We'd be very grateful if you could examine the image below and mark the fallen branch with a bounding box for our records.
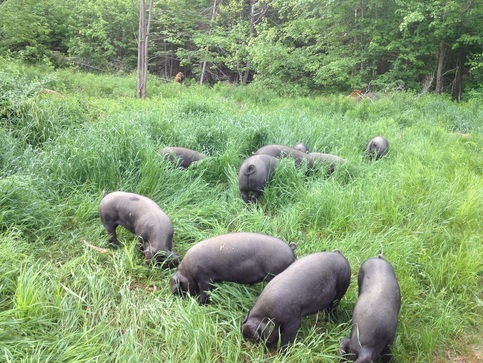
[82,240,110,254]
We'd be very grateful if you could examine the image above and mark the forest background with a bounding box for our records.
[1,0,483,100]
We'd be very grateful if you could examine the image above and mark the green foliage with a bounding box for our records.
[0,0,137,70]
[0,65,482,362]
[66,0,138,71]
[0,0,75,65]
[1,0,483,97]
[0,57,54,119]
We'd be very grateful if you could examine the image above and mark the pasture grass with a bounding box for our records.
[0,60,482,362]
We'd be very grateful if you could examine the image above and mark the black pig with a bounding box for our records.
[366,136,389,160]
[160,146,206,168]
[99,191,179,267]
[171,232,297,304]
[340,254,401,363]
[242,251,351,349]
[238,154,278,203]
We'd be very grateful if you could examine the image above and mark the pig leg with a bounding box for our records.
[240,190,250,203]
[103,223,121,248]
[251,191,261,203]
[197,280,212,305]
[323,290,340,319]
[354,348,375,363]
[326,304,343,321]
[280,319,302,348]
[380,345,393,363]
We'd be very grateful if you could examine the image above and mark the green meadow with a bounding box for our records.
[0,60,482,362]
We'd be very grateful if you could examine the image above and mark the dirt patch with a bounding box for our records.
[445,344,482,362]
[435,341,483,363]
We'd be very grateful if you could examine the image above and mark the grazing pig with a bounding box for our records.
[308,152,347,173]
[255,144,314,167]
[339,254,401,363]
[99,191,179,268]
[171,232,297,305]
[159,146,206,168]
[366,136,389,160]
[242,251,351,349]
[239,154,278,203]
[293,143,310,153]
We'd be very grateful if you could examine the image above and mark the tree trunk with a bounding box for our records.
[242,1,257,85]
[452,54,464,102]
[200,0,218,85]
[137,0,153,99]
[435,41,446,94]
[137,0,146,98]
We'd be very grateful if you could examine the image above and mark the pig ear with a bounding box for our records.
[260,318,281,346]
[170,272,183,294]
[171,272,190,295]
[170,274,181,294]
[158,251,180,268]
[241,310,251,325]
[242,320,261,342]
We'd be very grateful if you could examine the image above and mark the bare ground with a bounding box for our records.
[434,334,482,363]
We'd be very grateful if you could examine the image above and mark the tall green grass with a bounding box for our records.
[0,60,482,362]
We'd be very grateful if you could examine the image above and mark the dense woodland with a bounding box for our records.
[1,0,483,99]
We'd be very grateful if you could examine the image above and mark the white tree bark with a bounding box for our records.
[137,0,153,99]
[200,0,218,85]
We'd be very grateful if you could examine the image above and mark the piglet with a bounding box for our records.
[99,191,179,268]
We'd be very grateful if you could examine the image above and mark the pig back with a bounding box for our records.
[179,232,296,284]
[353,257,401,342]
[255,251,351,315]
